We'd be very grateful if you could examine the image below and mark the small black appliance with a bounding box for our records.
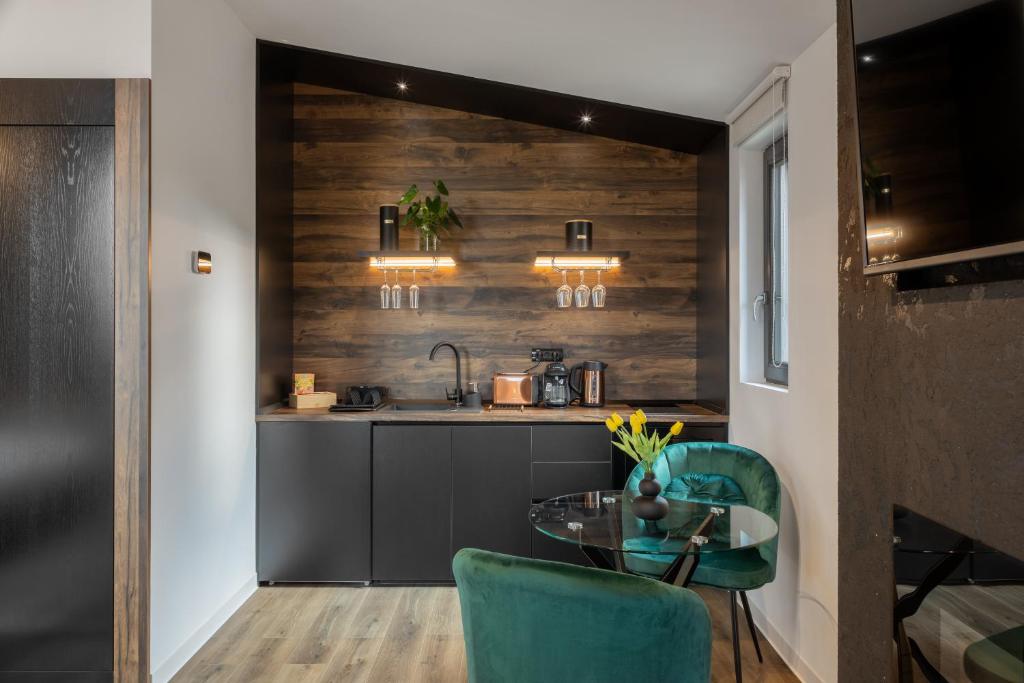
[541,362,571,408]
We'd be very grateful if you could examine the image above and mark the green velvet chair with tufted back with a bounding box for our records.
[623,441,781,682]
[453,547,712,683]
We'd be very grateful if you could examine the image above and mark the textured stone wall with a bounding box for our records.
[837,2,1024,679]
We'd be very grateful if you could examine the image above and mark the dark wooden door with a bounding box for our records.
[372,426,453,582]
[0,125,115,674]
[452,426,532,560]
[258,422,372,582]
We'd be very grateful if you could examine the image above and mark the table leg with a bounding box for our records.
[656,511,716,586]
[661,551,702,587]
[580,545,616,571]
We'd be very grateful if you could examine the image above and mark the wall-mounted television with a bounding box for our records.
[852,0,1024,274]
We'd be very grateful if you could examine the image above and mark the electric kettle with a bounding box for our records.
[569,360,608,407]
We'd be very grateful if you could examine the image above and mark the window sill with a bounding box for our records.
[741,380,789,394]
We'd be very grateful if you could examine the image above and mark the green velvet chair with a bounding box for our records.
[623,442,781,682]
[453,548,712,683]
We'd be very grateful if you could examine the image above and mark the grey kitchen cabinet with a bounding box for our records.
[258,422,372,582]
[372,425,454,582]
[452,426,532,559]
[530,425,613,565]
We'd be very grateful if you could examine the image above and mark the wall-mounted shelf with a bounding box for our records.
[359,251,457,271]
[534,251,630,272]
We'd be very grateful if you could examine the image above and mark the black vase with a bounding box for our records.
[633,471,669,521]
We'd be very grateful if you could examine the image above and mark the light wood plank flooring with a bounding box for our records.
[898,583,1024,681]
[172,585,798,682]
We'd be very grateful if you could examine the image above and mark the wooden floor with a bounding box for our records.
[173,585,798,682]
[899,583,1024,681]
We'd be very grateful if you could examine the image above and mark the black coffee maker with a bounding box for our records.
[541,362,571,408]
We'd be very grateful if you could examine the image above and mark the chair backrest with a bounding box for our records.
[626,441,782,579]
[453,548,712,683]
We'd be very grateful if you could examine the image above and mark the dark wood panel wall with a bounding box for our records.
[696,129,729,413]
[257,50,296,408]
[291,83,700,400]
[837,2,1024,679]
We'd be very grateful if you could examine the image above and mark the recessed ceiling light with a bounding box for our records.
[861,54,874,63]
[396,81,408,92]
[579,113,593,126]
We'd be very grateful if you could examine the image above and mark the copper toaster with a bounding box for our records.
[492,372,538,406]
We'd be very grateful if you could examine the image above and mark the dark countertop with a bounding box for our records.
[256,401,728,424]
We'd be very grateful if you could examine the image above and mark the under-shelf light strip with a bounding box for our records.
[369,256,456,270]
[534,256,621,271]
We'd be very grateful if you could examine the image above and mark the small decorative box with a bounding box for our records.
[293,373,315,395]
[289,391,337,410]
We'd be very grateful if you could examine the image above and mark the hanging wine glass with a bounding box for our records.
[409,270,420,309]
[591,270,606,308]
[556,270,572,308]
[380,270,390,309]
[391,271,402,309]
[574,270,590,308]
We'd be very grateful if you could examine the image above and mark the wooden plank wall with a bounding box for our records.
[292,83,698,400]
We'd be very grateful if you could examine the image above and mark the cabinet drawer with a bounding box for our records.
[532,425,611,462]
[677,424,728,443]
[532,462,613,500]
[647,422,728,444]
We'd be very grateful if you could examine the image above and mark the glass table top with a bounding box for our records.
[529,490,779,557]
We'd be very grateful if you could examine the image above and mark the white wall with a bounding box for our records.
[150,0,256,680]
[0,0,150,77]
[728,24,839,683]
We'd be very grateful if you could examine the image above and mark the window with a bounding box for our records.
[762,135,789,385]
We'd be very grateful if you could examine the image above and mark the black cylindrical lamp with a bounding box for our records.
[565,219,593,252]
[379,204,400,250]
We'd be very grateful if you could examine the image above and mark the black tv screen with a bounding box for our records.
[852,0,1024,274]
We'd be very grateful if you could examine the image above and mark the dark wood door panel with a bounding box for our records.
[0,125,115,672]
[258,422,372,582]
[372,426,453,582]
[0,79,114,125]
[452,426,532,559]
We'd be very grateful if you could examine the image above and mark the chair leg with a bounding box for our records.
[739,591,764,663]
[730,591,743,683]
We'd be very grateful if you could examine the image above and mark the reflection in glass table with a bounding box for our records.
[529,490,779,587]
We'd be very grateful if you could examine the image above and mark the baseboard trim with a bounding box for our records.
[151,573,257,683]
[745,598,827,683]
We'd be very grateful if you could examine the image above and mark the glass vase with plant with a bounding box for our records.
[605,409,683,520]
[398,179,463,251]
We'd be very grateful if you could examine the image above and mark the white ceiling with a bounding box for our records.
[226,0,835,121]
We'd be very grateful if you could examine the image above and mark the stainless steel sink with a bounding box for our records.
[386,401,482,413]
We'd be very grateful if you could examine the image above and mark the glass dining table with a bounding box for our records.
[529,490,779,587]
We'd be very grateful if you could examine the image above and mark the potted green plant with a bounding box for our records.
[398,179,463,251]
[605,410,684,520]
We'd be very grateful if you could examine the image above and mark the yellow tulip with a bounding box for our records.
[610,412,624,429]
[669,421,684,436]
[604,417,618,433]
[629,413,642,435]
[635,409,648,425]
